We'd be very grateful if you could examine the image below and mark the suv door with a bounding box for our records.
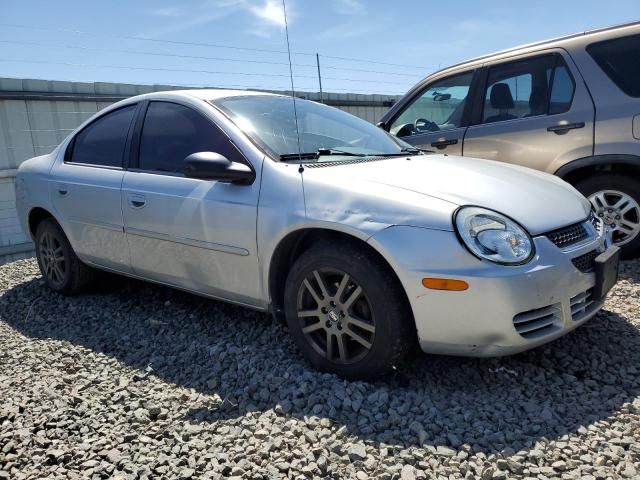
[122,100,263,306]
[463,51,595,173]
[50,104,137,272]
[385,71,475,154]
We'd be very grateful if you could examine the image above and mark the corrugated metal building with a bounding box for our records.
[0,77,400,264]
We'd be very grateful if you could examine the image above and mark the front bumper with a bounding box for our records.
[367,225,608,356]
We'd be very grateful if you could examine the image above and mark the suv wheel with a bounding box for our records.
[574,174,640,257]
[35,218,97,294]
[284,243,415,380]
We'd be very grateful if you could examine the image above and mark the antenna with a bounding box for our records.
[281,0,303,163]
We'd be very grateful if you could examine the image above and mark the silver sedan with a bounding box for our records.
[15,90,620,379]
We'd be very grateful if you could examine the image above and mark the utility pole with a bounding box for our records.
[316,53,323,103]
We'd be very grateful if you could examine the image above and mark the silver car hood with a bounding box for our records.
[302,154,591,235]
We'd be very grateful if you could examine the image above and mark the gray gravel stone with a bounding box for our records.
[0,258,639,479]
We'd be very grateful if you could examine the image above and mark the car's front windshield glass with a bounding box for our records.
[212,95,416,161]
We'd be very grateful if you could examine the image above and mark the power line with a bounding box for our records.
[0,22,432,70]
[0,39,426,78]
[0,58,415,86]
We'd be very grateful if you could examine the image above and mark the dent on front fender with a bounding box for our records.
[302,172,455,235]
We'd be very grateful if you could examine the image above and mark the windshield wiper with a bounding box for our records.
[317,148,367,157]
[279,148,367,161]
[279,147,425,162]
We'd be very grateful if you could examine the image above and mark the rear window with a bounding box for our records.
[587,34,640,97]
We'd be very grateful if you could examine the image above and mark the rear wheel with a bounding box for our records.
[574,174,640,258]
[35,218,97,294]
[284,243,415,380]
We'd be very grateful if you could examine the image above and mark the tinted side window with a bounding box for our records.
[549,65,574,114]
[139,102,242,173]
[481,55,574,124]
[587,34,640,97]
[390,71,474,137]
[70,105,136,167]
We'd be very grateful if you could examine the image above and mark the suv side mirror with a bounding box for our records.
[183,152,255,184]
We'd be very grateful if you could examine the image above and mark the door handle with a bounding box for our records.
[547,122,585,135]
[127,193,146,209]
[430,138,458,149]
[56,183,69,196]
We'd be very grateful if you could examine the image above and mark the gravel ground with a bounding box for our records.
[0,258,639,480]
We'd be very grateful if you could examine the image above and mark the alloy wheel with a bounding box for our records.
[39,231,67,286]
[295,268,375,365]
[588,190,640,246]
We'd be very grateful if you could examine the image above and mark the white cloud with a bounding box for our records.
[333,0,365,15]
[145,0,291,39]
[250,0,286,27]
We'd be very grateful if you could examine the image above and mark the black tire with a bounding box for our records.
[573,174,640,258]
[284,242,415,380]
[34,218,97,294]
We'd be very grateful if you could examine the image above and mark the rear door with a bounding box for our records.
[49,104,137,272]
[385,70,476,155]
[462,50,595,173]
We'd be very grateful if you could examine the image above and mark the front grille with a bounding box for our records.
[513,304,561,339]
[570,288,598,322]
[571,250,598,273]
[546,222,589,248]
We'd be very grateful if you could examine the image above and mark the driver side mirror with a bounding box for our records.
[183,152,255,185]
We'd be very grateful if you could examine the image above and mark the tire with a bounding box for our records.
[34,218,97,294]
[284,242,415,380]
[573,174,640,258]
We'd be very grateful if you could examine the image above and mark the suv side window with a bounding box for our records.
[69,105,136,167]
[138,101,243,173]
[481,54,575,124]
[390,71,474,137]
[587,34,640,97]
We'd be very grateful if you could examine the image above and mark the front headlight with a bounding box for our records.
[454,206,534,265]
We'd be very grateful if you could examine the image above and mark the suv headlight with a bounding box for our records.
[454,206,534,265]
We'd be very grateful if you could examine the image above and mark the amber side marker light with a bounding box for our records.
[422,278,469,291]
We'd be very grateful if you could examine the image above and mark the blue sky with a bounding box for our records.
[2,0,638,95]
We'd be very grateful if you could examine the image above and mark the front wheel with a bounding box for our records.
[574,174,640,258]
[284,243,415,380]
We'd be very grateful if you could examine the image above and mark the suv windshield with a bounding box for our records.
[212,95,415,161]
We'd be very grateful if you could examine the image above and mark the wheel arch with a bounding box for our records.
[27,206,57,240]
[267,227,413,325]
[554,154,640,185]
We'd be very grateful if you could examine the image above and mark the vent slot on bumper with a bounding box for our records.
[572,250,598,273]
[571,288,599,322]
[513,304,561,339]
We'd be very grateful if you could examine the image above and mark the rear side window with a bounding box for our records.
[69,105,136,167]
[138,101,242,173]
[587,34,640,97]
[481,54,575,124]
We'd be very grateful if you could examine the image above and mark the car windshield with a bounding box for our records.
[212,95,416,161]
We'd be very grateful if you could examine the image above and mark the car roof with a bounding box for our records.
[431,20,640,77]
[135,89,284,102]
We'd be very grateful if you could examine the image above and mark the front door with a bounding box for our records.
[49,104,137,272]
[122,100,263,306]
[387,70,475,155]
[462,51,595,173]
